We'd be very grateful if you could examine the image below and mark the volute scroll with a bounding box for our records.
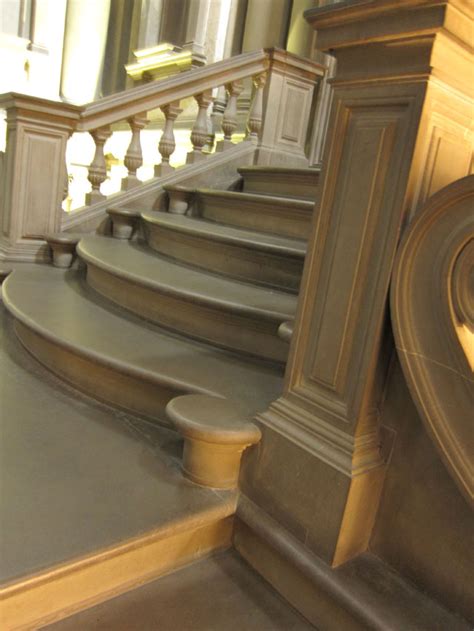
[391,175,474,507]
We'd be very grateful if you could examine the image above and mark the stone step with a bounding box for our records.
[238,166,321,201]
[42,551,313,631]
[0,301,238,631]
[193,189,315,239]
[78,235,295,363]
[2,266,284,424]
[142,212,306,292]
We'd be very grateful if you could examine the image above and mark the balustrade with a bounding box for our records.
[86,126,112,204]
[217,81,244,152]
[187,91,214,163]
[122,114,148,190]
[0,49,324,260]
[246,73,266,143]
[155,102,183,177]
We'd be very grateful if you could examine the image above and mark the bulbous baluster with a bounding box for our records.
[86,126,112,204]
[217,81,244,152]
[122,114,148,190]
[187,91,213,163]
[246,72,266,143]
[155,101,182,177]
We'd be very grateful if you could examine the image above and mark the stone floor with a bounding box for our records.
[0,300,231,584]
[43,550,314,630]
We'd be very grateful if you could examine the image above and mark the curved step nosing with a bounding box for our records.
[196,189,315,210]
[78,244,293,323]
[142,214,305,258]
[2,280,218,398]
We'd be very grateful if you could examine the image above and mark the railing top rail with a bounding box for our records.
[0,48,324,132]
[78,50,269,131]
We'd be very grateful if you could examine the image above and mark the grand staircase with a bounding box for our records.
[1,165,319,629]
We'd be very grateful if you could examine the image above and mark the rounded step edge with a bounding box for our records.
[77,238,294,364]
[237,166,321,201]
[163,185,196,215]
[278,320,294,343]
[142,213,305,293]
[166,394,262,489]
[106,206,142,239]
[193,189,315,240]
[45,233,82,268]
[0,268,12,284]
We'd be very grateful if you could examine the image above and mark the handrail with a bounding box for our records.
[0,48,324,261]
[78,50,269,131]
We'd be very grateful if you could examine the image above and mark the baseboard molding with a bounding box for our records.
[1,510,233,631]
[234,496,470,631]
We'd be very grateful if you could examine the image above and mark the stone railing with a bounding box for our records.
[0,48,324,261]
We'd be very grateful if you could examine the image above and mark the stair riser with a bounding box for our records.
[145,224,304,293]
[86,265,289,364]
[15,322,186,426]
[242,174,319,201]
[2,511,232,631]
[197,198,313,239]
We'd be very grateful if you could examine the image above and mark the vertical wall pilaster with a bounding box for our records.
[0,95,79,261]
[255,49,324,166]
[240,0,474,567]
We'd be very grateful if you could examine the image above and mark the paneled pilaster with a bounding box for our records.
[240,0,473,567]
[0,95,79,261]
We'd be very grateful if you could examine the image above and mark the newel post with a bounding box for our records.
[237,1,474,570]
[0,94,80,262]
[254,48,325,166]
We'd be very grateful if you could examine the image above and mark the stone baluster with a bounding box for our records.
[216,80,244,152]
[122,113,148,190]
[246,72,266,143]
[209,86,227,152]
[155,101,182,177]
[61,139,71,212]
[187,91,214,164]
[86,126,112,204]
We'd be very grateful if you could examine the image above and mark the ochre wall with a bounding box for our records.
[370,359,474,622]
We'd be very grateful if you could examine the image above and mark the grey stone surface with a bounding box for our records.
[0,303,233,584]
[43,550,315,630]
[2,266,284,418]
[78,235,297,319]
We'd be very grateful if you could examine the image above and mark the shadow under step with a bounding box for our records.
[2,266,283,424]
[238,165,321,201]
[143,212,306,293]
[193,189,315,239]
[78,236,295,364]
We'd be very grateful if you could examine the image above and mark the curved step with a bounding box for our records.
[238,166,321,201]
[194,189,315,239]
[142,212,306,292]
[77,236,295,363]
[2,267,283,424]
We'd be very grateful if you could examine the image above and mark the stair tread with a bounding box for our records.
[78,236,297,321]
[238,165,321,177]
[3,267,283,416]
[142,212,306,257]
[0,302,235,586]
[196,188,315,209]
